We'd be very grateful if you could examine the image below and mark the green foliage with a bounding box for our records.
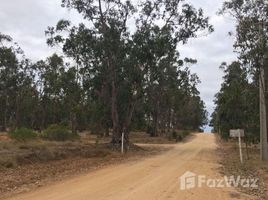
[221,0,268,69]
[172,131,178,139]
[219,0,267,142]
[210,62,259,140]
[146,125,154,136]
[42,124,79,141]
[0,0,212,141]
[170,130,190,142]
[9,128,37,141]
[45,0,212,142]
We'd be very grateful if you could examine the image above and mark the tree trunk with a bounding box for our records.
[70,111,77,134]
[2,95,8,131]
[151,99,160,137]
[122,95,137,145]
[111,80,121,143]
[15,94,20,128]
[259,65,268,160]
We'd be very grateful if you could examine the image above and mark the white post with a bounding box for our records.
[238,131,243,164]
[121,131,124,154]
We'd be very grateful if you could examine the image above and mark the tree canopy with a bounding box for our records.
[0,0,212,145]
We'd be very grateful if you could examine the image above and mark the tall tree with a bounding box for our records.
[46,0,213,145]
[221,0,268,159]
[210,61,258,139]
[0,33,38,130]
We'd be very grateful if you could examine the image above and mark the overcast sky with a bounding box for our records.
[0,0,237,132]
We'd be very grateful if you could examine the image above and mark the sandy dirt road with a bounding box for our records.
[6,133,253,200]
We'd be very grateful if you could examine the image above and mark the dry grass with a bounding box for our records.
[217,136,268,199]
[129,131,178,144]
[0,130,189,170]
[0,142,169,199]
[0,139,111,169]
[0,131,174,198]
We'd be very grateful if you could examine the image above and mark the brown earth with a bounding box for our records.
[217,137,268,199]
[4,133,254,200]
[0,143,170,199]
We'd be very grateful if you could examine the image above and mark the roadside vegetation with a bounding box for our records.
[211,1,268,198]
[0,130,191,169]
[217,136,268,199]
[0,0,210,150]
[0,131,174,198]
[211,0,267,144]
[9,128,37,141]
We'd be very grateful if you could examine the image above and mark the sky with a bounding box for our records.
[0,0,237,132]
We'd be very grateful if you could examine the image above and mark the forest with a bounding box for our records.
[210,0,268,144]
[0,0,211,145]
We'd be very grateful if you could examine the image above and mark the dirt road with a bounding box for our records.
[6,133,253,200]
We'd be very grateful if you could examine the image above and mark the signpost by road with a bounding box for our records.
[230,129,244,164]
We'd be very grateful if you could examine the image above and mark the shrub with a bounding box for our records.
[33,146,55,161]
[146,125,154,136]
[42,124,79,141]
[0,157,17,168]
[181,130,190,138]
[176,134,183,142]
[9,128,37,141]
[172,131,177,139]
[172,130,191,142]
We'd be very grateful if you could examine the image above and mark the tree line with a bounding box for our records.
[210,0,268,143]
[0,0,212,144]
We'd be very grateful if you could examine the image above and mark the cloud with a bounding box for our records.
[0,0,83,60]
[177,0,238,131]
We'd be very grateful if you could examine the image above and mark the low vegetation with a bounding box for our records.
[42,124,79,141]
[0,130,192,170]
[217,137,268,199]
[0,139,107,169]
[8,128,37,141]
[174,130,191,142]
[0,132,173,198]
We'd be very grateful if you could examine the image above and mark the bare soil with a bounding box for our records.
[2,133,253,200]
[217,136,268,200]
[0,134,171,199]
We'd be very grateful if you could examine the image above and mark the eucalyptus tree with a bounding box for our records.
[60,66,84,133]
[210,62,252,139]
[33,54,65,128]
[45,0,213,144]
[33,54,84,132]
[221,0,268,159]
[0,33,38,130]
[221,0,268,66]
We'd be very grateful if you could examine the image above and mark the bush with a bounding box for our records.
[172,131,177,139]
[0,157,17,168]
[9,128,37,141]
[146,125,154,136]
[181,130,190,138]
[176,134,183,142]
[171,130,191,142]
[42,124,79,141]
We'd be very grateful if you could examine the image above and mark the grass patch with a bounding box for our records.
[217,136,268,199]
[170,130,191,142]
[8,128,37,141]
[0,156,17,168]
[42,124,79,141]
